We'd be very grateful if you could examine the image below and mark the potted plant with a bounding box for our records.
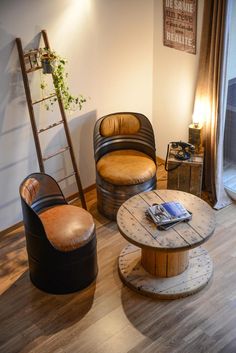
[39,48,86,111]
[40,48,56,74]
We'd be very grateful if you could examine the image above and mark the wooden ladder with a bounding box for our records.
[16,30,86,209]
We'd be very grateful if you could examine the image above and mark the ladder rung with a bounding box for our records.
[38,120,63,133]
[24,49,39,57]
[43,146,70,161]
[33,93,57,105]
[57,172,76,183]
[26,66,42,73]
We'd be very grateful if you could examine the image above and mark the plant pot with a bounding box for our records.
[41,58,54,74]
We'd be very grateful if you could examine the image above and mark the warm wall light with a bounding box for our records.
[192,112,200,128]
[52,0,91,47]
[192,96,211,127]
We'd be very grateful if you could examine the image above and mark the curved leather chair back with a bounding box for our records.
[94,112,156,163]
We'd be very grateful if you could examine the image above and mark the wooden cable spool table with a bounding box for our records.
[117,189,215,299]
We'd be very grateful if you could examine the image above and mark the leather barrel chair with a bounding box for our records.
[19,172,98,294]
[94,112,157,220]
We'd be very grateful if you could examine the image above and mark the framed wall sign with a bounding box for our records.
[163,0,197,54]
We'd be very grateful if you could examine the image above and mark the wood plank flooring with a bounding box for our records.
[1,164,236,353]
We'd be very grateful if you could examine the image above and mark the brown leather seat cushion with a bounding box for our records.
[97,150,156,185]
[39,205,95,252]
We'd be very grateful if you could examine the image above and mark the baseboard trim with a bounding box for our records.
[67,183,96,202]
[1,221,24,236]
[156,156,165,165]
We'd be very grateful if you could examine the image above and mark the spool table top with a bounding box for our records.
[117,189,215,252]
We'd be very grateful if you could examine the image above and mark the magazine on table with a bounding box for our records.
[145,201,192,230]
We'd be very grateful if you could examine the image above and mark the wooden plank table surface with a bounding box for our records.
[117,189,216,299]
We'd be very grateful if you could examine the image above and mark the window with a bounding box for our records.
[223,1,236,199]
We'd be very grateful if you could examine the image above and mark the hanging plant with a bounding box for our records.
[38,48,86,111]
[40,50,56,74]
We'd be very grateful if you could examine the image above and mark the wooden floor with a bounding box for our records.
[1,165,236,353]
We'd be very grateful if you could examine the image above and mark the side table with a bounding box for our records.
[167,151,204,197]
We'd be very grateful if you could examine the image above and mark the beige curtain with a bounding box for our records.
[193,0,231,207]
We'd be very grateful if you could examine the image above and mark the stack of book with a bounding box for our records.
[146,201,192,230]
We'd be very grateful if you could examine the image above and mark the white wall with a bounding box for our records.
[0,0,154,231]
[0,0,204,231]
[153,0,204,159]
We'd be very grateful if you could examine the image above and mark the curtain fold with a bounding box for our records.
[215,0,233,209]
[193,0,232,208]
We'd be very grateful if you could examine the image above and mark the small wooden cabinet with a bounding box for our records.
[167,150,204,197]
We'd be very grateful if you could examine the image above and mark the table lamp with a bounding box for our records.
[188,114,203,154]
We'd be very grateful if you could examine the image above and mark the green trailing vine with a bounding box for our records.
[39,48,86,111]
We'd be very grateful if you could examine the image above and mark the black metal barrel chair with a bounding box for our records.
[19,172,98,294]
[94,112,157,220]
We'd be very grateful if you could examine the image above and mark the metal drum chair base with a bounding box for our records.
[96,176,156,220]
[28,234,98,294]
